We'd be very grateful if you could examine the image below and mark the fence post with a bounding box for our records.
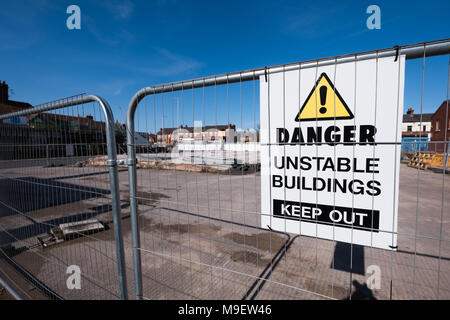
[96,95,129,300]
[126,89,146,300]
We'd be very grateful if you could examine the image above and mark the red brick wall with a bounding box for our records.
[430,100,450,153]
[0,103,26,116]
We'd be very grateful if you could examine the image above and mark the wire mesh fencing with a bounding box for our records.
[0,40,449,301]
[124,40,450,300]
[0,94,128,300]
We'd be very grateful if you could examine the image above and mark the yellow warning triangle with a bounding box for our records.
[296,73,354,122]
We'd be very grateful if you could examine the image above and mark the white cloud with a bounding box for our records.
[84,15,135,45]
[99,0,135,20]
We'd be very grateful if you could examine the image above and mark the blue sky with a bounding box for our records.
[1,0,449,132]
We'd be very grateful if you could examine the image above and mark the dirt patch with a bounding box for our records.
[136,191,170,205]
[223,232,287,253]
[161,187,182,191]
[0,258,50,300]
[231,250,270,266]
[7,249,45,282]
[84,176,110,184]
[136,161,260,175]
[148,222,221,235]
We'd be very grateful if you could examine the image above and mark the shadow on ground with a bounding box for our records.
[332,242,365,276]
[344,280,377,300]
[0,176,110,217]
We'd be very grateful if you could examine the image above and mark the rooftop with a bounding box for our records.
[403,113,434,123]
[403,107,433,123]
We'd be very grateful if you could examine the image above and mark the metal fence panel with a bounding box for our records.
[125,40,450,300]
[0,94,127,299]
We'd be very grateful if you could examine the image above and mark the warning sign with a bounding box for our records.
[260,55,405,250]
[296,72,354,122]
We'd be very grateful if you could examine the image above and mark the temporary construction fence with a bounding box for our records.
[0,95,127,299]
[0,39,449,301]
[125,39,450,300]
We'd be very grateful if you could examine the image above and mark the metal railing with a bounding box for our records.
[125,39,450,300]
[0,39,448,301]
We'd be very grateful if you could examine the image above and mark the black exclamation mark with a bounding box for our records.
[319,85,327,114]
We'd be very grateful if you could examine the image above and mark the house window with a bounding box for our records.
[423,125,427,131]
[407,125,412,131]
[436,120,440,131]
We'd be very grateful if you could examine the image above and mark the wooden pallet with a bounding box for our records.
[429,153,450,168]
[408,151,435,170]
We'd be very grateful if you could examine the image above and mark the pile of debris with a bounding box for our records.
[137,160,230,173]
[76,155,260,174]
[73,156,112,168]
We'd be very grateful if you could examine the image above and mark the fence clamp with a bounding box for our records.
[115,158,137,166]
[394,45,400,62]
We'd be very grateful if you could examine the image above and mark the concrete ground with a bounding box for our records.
[0,259,48,300]
[0,160,449,300]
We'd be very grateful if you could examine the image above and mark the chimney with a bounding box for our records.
[0,81,8,104]
[407,108,414,116]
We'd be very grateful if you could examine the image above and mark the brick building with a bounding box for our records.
[430,100,450,153]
